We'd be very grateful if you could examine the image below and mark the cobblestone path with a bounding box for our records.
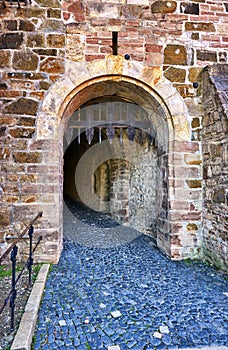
[33,199,228,349]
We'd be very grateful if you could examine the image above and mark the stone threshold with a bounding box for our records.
[11,264,50,350]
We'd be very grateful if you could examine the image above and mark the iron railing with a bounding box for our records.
[0,211,42,331]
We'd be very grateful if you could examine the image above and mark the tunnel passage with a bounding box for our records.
[63,98,167,239]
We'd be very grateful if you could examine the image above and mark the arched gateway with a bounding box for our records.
[36,56,201,263]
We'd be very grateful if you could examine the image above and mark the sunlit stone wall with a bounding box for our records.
[0,0,227,266]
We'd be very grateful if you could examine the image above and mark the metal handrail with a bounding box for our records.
[0,211,42,265]
[0,211,43,331]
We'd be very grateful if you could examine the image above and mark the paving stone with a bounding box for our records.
[153,331,163,339]
[33,200,228,350]
[159,325,170,334]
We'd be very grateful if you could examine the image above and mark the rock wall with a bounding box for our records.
[202,64,228,271]
[0,0,227,266]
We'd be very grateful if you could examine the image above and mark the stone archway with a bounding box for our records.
[36,56,194,262]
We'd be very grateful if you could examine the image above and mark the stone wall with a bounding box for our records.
[0,0,65,262]
[202,64,228,271]
[0,0,227,265]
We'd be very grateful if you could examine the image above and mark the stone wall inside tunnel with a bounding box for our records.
[202,65,228,271]
[64,126,162,239]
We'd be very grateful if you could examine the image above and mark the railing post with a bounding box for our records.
[27,225,34,285]
[10,245,18,331]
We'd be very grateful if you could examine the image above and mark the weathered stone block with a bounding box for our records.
[186,180,202,188]
[151,1,177,13]
[213,189,225,204]
[88,3,119,19]
[180,2,199,15]
[40,20,65,33]
[3,20,17,31]
[19,117,36,127]
[27,34,45,48]
[0,126,6,138]
[33,49,58,57]
[185,22,215,32]
[0,146,10,160]
[0,51,10,68]
[188,67,203,83]
[9,127,35,138]
[35,0,60,8]
[164,45,187,65]
[0,209,10,228]
[4,98,39,116]
[40,58,65,74]
[13,152,41,163]
[0,33,23,49]
[19,20,35,31]
[191,117,200,128]
[184,154,201,165]
[47,8,61,18]
[164,67,186,83]
[120,5,143,19]
[174,141,199,153]
[186,223,198,231]
[47,34,65,48]
[12,50,39,71]
[197,50,217,62]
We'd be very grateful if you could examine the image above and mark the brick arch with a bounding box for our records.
[36,57,195,262]
[37,56,190,142]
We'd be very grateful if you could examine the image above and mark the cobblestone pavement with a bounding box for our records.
[33,199,228,349]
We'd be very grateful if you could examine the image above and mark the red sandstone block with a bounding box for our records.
[170,211,201,221]
[85,45,100,54]
[210,43,228,48]
[145,52,163,66]
[170,223,183,233]
[63,12,70,21]
[216,12,228,17]
[170,234,182,246]
[96,32,112,38]
[170,201,190,210]
[189,15,212,22]
[201,35,220,42]
[220,18,228,23]
[86,38,111,45]
[91,19,108,26]
[201,11,214,15]
[168,179,186,188]
[174,141,199,153]
[100,46,112,54]
[85,54,105,61]
[125,20,141,27]
[145,44,163,53]
[0,91,21,97]
[107,19,122,26]
[210,5,225,12]
[165,14,188,21]
[200,4,210,11]
[73,13,85,22]
[128,53,144,61]
[68,1,85,16]
[222,37,228,42]
[27,165,59,173]
[175,167,200,178]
